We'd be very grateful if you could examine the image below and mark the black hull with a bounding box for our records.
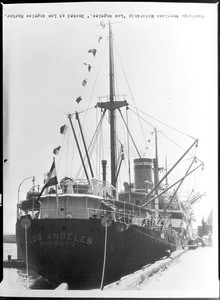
[16,218,181,289]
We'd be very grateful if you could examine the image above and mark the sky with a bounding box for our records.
[3,2,217,234]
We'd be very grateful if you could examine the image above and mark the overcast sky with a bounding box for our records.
[3,2,217,234]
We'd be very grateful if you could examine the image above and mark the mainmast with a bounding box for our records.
[153,127,159,219]
[153,127,159,194]
[109,22,117,189]
[97,22,128,193]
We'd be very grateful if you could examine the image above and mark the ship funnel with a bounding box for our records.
[102,160,107,184]
[134,158,153,192]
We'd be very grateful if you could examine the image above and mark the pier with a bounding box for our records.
[3,258,26,268]
[1,246,218,298]
[105,246,218,298]
[3,235,16,243]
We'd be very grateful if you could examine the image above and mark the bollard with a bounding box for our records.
[8,255,11,261]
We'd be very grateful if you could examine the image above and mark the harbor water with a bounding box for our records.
[1,243,54,292]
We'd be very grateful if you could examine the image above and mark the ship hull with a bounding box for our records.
[16,217,180,289]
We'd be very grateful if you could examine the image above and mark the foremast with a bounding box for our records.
[97,21,128,194]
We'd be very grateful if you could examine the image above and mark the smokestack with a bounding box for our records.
[134,158,153,191]
[102,160,107,184]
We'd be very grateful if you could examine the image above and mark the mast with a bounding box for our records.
[109,21,117,189]
[140,138,198,206]
[153,127,159,194]
[142,161,204,207]
[153,127,159,219]
[96,22,128,194]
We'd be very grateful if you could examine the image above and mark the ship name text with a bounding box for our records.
[29,232,93,247]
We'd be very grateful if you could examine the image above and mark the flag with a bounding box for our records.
[84,63,91,72]
[37,160,58,199]
[82,79,87,87]
[44,161,58,189]
[88,49,97,57]
[53,146,61,155]
[60,125,68,134]
[100,21,105,29]
[76,96,82,103]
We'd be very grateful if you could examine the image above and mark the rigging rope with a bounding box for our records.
[74,36,108,179]
[82,38,108,126]
[76,109,106,178]
[70,106,95,116]
[126,107,131,185]
[129,107,155,130]
[130,104,196,140]
[128,107,154,157]
[143,162,203,207]
[118,108,142,160]
[181,147,197,195]
[100,221,108,290]
[159,131,193,156]
[114,42,148,149]
[57,116,69,174]
[129,106,200,162]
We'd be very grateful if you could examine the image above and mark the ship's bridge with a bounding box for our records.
[59,177,116,198]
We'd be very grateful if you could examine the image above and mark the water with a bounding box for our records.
[1,243,54,293]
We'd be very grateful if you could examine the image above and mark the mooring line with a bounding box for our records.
[100,221,108,290]
[25,224,29,289]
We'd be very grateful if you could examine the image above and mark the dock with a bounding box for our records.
[3,259,26,268]
[1,246,218,298]
[3,235,16,243]
[104,246,218,298]
[3,254,26,268]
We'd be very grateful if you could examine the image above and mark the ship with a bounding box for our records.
[16,21,204,289]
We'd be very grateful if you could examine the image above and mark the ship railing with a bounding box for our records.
[88,208,139,224]
[21,206,167,232]
[59,178,117,200]
[39,207,95,219]
[30,206,159,229]
[17,207,40,220]
[88,208,159,227]
[38,207,116,220]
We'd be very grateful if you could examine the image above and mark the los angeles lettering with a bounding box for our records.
[29,232,93,246]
